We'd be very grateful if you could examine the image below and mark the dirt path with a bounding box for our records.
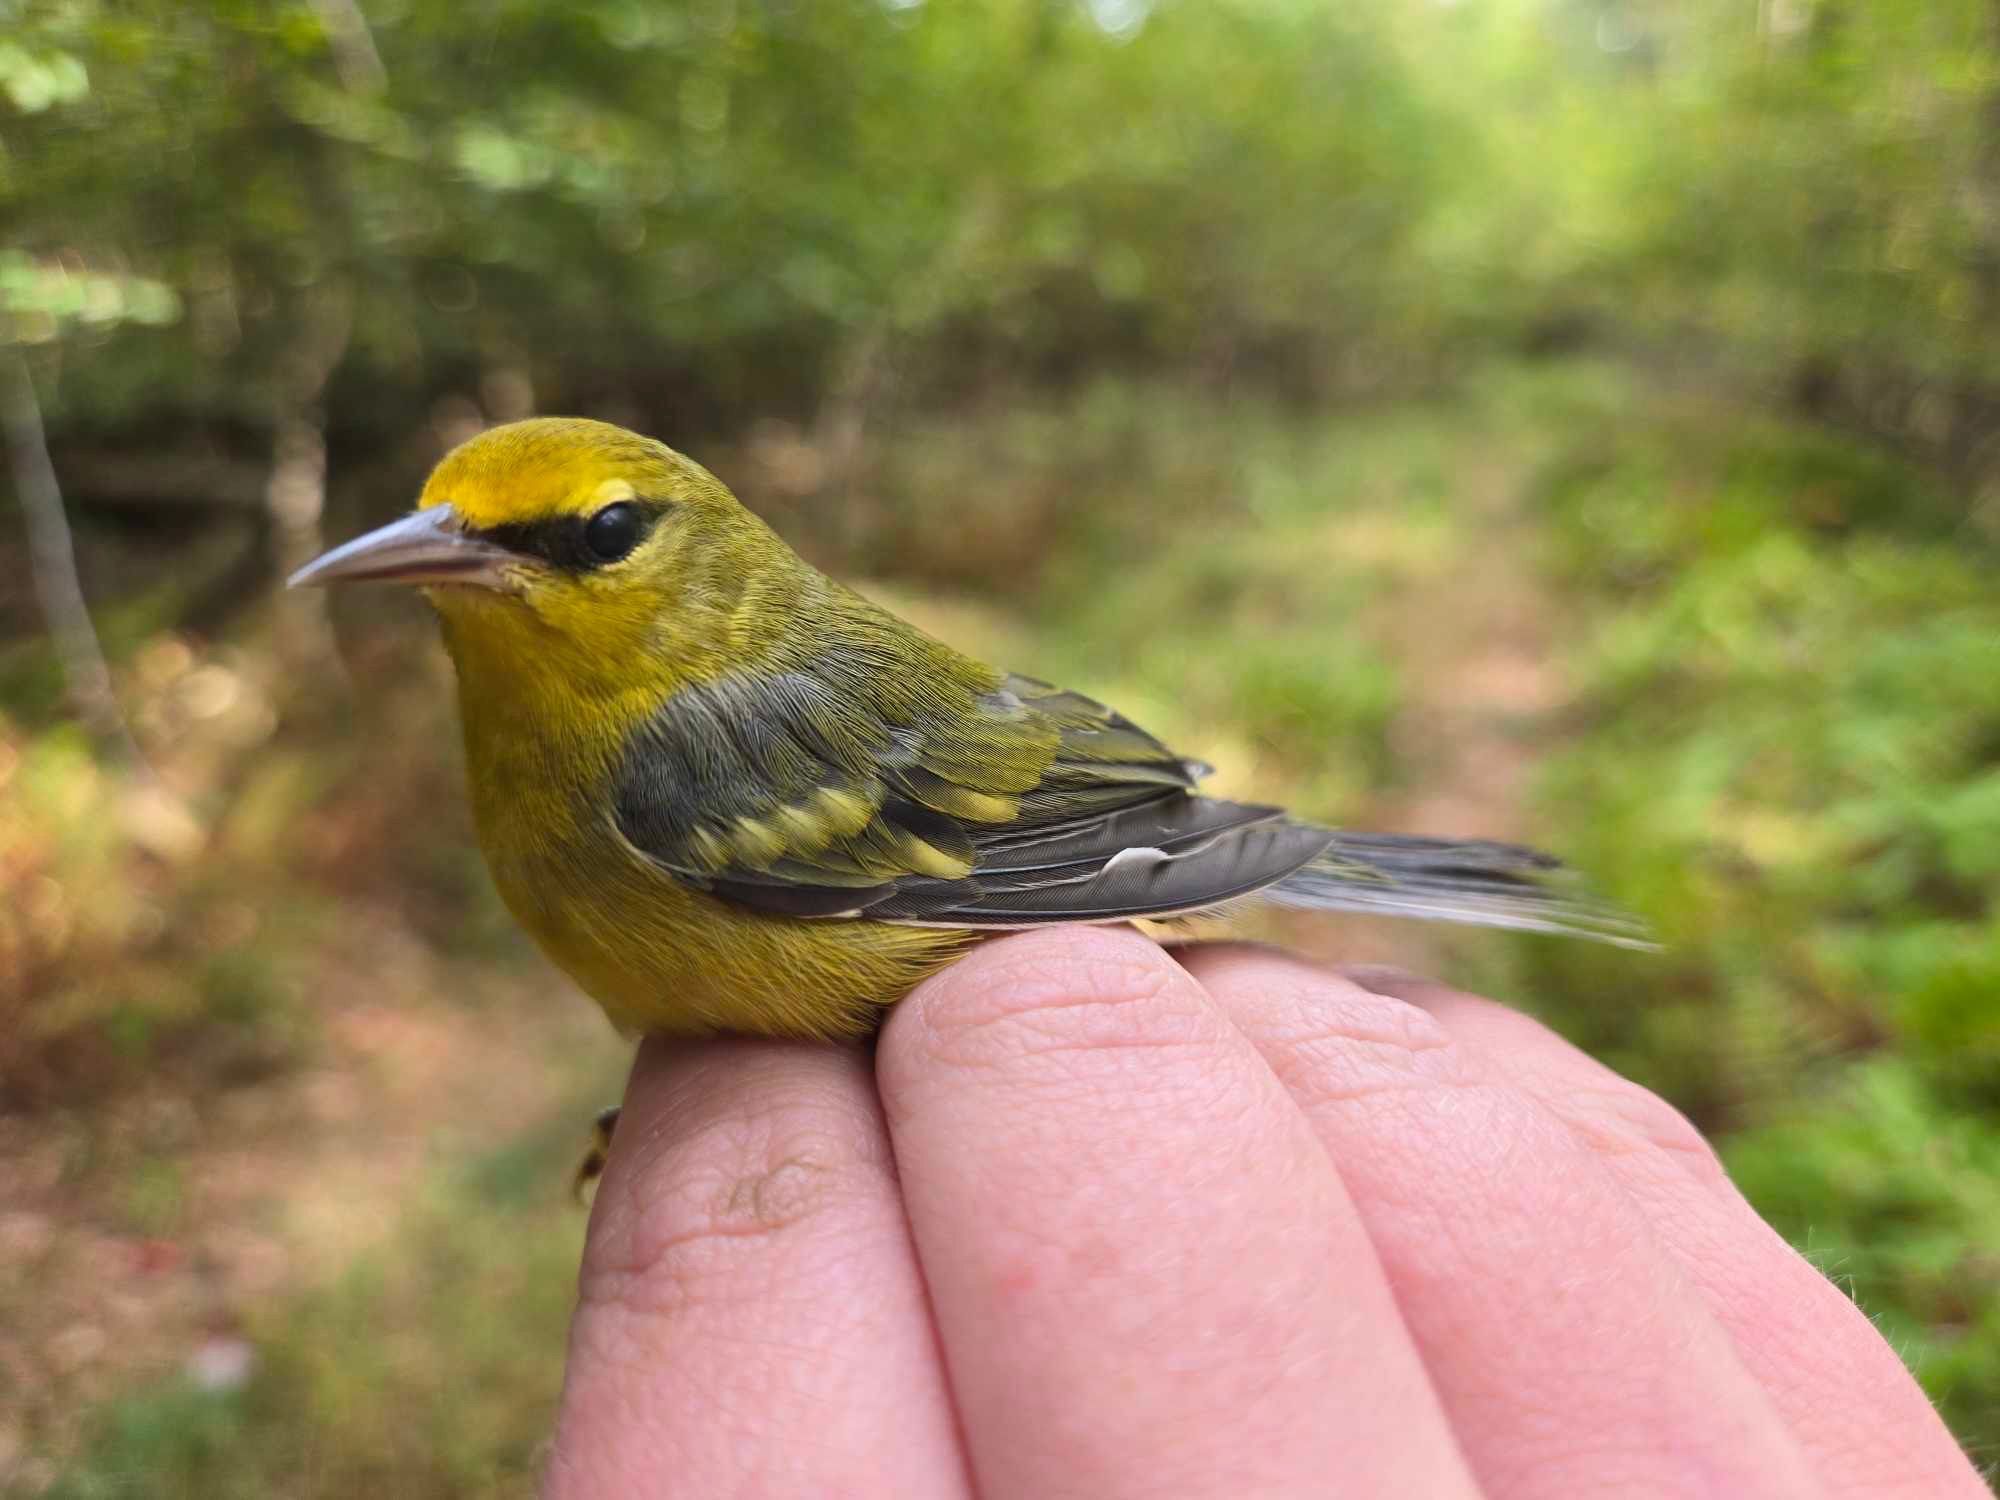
[1277,438,1565,972]
[0,908,623,1487]
[1371,447,1562,839]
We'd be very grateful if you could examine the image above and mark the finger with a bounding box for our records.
[1180,944,1824,1500]
[877,926,1480,1500]
[546,1037,972,1500]
[1344,965,1989,1500]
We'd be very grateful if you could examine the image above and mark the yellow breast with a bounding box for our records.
[445,618,967,1038]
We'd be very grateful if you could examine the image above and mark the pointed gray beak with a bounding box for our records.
[287,504,516,590]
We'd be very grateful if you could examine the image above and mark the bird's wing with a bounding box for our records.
[610,668,1332,924]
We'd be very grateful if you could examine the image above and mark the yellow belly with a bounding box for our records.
[479,807,971,1039]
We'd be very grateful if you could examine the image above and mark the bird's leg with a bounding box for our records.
[572,1104,622,1203]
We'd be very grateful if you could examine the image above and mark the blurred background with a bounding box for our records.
[2,0,1998,1491]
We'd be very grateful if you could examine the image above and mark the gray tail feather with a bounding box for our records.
[1265,832,1656,950]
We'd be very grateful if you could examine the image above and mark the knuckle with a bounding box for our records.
[1247,976,1476,1109]
[1556,1082,1727,1184]
[913,927,1213,1068]
[580,1092,878,1318]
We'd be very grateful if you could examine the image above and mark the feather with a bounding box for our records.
[606,624,1645,945]
[873,813,1331,924]
[1266,833,1657,949]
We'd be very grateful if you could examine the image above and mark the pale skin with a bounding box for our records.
[544,928,1989,1499]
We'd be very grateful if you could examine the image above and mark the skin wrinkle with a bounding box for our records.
[1259,1008,1475,1109]
[897,941,1265,1150]
[583,1103,881,1312]
[910,935,1212,1063]
[1174,946,1474,1104]
[588,1160,840,1312]
[1322,976,1724,1185]
[1545,1081,1730,1179]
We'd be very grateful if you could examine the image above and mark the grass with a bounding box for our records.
[10,356,1997,1490]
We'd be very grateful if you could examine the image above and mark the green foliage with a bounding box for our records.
[1429,0,2000,482]
[10,0,2000,450]
[39,1382,251,1500]
[0,251,178,343]
[1493,360,2000,1451]
[1,0,1452,435]
[1728,1057,2000,1451]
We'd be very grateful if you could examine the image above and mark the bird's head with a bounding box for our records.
[291,417,777,691]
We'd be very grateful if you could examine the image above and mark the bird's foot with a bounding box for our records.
[572,1104,621,1203]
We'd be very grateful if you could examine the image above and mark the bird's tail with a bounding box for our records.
[1265,831,1655,949]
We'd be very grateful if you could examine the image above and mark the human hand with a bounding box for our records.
[544,928,1987,1499]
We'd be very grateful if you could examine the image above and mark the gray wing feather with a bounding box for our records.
[871,802,1333,925]
[610,664,1645,944]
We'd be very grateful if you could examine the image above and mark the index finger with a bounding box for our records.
[546,1037,971,1499]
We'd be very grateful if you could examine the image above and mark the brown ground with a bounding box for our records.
[1277,444,1565,972]
[0,903,624,1486]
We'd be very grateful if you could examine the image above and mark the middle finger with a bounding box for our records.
[879,927,1480,1500]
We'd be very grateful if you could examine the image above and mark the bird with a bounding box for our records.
[292,417,1645,1051]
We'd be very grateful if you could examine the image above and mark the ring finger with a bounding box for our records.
[1182,944,1823,1500]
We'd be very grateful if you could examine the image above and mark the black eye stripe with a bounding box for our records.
[479,501,669,571]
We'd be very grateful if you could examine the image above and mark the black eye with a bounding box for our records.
[583,502,645,562]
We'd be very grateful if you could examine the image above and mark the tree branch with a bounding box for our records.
[1,350,147,768]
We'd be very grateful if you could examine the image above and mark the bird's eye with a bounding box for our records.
[583,502,645,563]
